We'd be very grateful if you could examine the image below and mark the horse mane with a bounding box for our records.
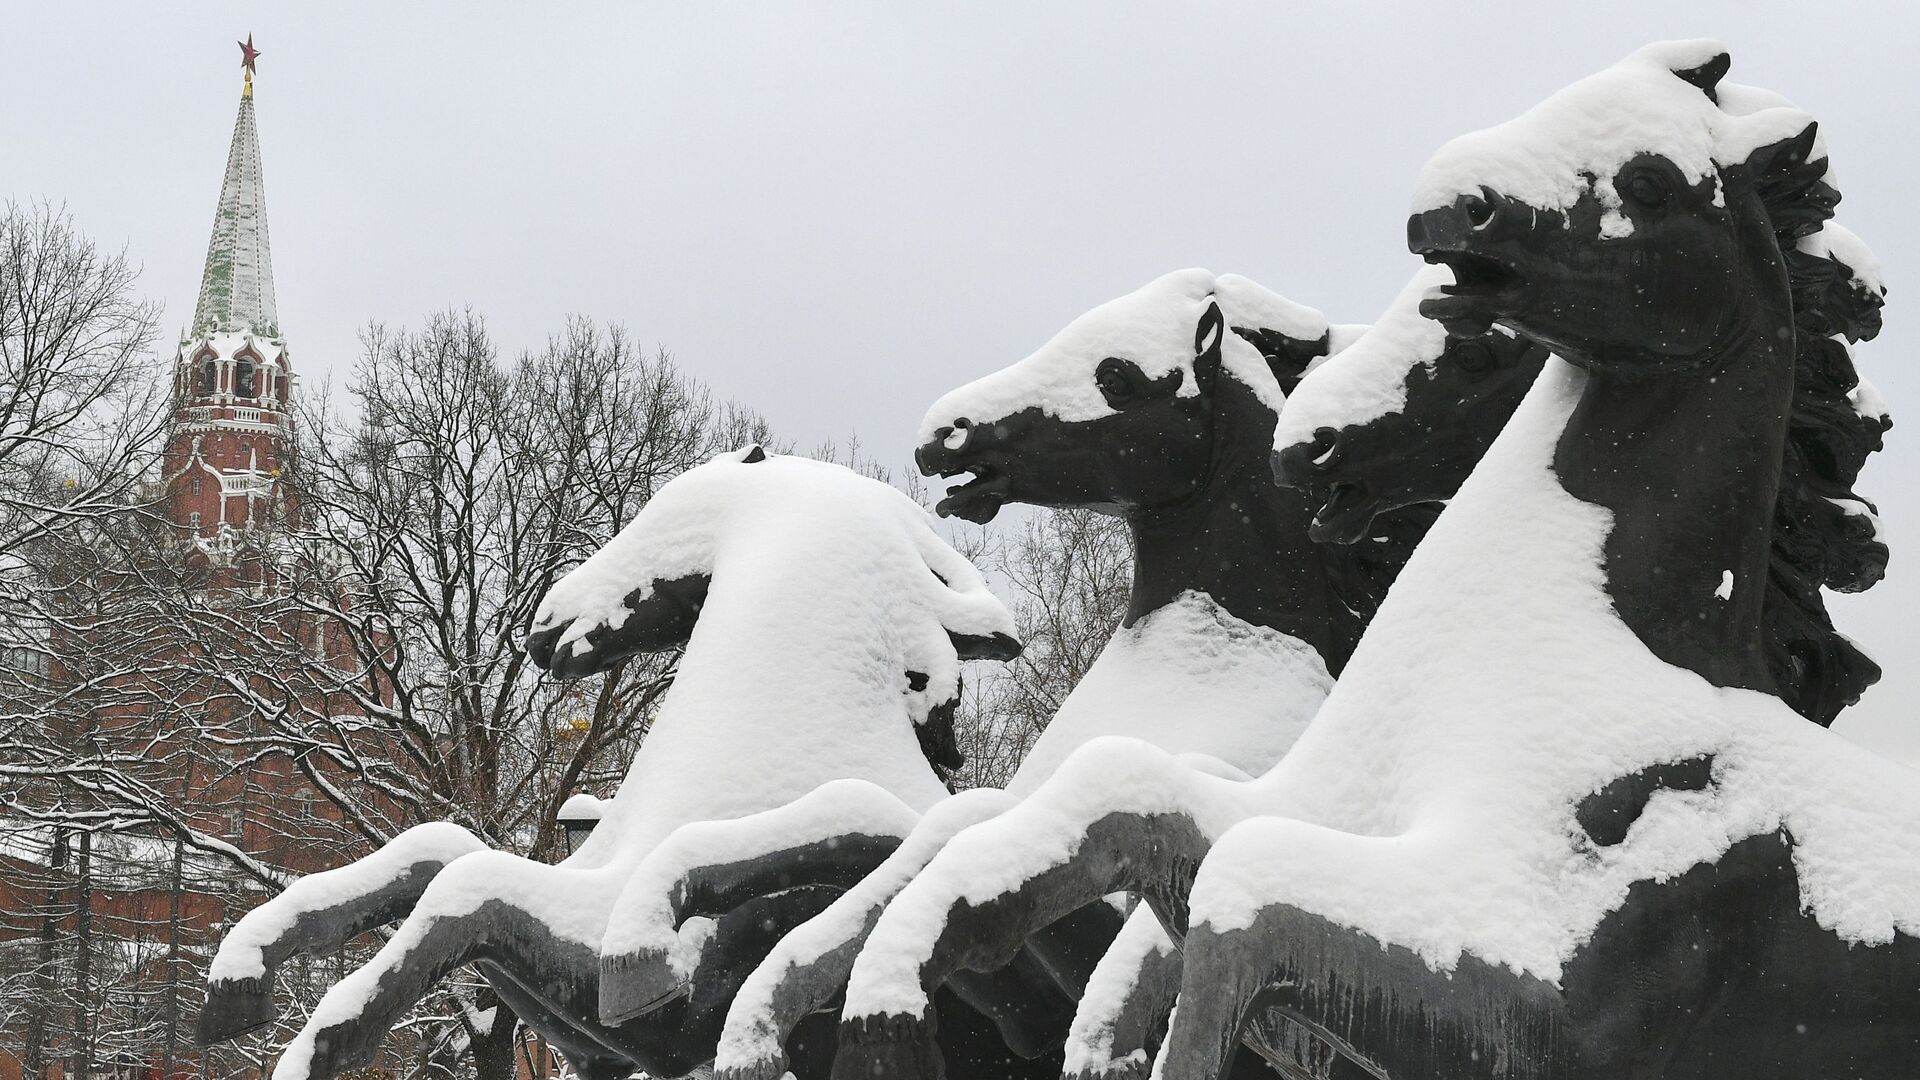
[1228,304,1442,657]
[1745,124,1890,725]
[1228,328,1433,659]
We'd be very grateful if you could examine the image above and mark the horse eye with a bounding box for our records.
[1454,342,1494,374]
[1096,361,1134,402]
[1625,172,1672,209]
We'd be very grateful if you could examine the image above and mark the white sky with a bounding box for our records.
[6,2,1915,764]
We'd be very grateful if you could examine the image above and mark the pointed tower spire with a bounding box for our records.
[165,35,298,555]
[192,36,278,338]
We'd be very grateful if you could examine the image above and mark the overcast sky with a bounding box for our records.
[6,2,1915,763]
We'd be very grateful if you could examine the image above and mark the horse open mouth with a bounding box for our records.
[935,464,1012,523]
[1309,479,1379,545]
[1421,251,1522,337]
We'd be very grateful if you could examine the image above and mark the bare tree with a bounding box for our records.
[0,201,165,557]
[0,201,170,1080]
[2,297,765,1080]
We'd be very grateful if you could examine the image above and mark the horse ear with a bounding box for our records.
[1671,51,1731,101]
[1745,120,1820,179]
[1232,326,1330,396]
[1194,300,1225,394]
[949,629,1022,662]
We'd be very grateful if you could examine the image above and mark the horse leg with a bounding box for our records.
[715,790,1014,1080]
[201,822,487,1044]
[1024,898,1127,997]
[599,779,922,1022]
[1064,906,1182,1080]
[273,853,609,1080]
[475,962,637,1080]
[836,744,1222,1080]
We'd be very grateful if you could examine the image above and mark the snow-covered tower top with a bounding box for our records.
[192,34,277,339]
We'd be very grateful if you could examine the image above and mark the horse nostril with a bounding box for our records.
[1273,427,1342,488]
[942,418,972,451]
[1464,188,1498,230]
[1306,427,1341,468]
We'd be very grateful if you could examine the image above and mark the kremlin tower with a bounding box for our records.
[162,36,298,561]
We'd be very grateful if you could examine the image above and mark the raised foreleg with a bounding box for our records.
[834,739,1238,1080]
[475,964,638,1080]
[715,788,1016,1080]
[270,851,612,1080]
[200,822,488,1044]
[1064,905,1182,1080]
[597,779,925,1022]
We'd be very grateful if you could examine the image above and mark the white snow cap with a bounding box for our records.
[916,269,1325,443]
[533,448,1013,694]
[538,450,1016,857]
[1411,40,1818,233]
[557,792,605,822]
[1800,221,1886,300]
[1271,264,1455,453]
[1005,590,1329,796]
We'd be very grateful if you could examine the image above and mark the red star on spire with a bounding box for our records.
[239,34,261,74]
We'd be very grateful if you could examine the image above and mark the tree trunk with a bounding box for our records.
[22,828,67,1080]
[73,829,94,1080]
[162,834,185,1080]
[470,991,521,1080]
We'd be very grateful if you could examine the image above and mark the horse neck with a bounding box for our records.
[1126,420,1359,671]
[668,567,903,733]
[1551,216,1796,693]
[623,556,941,797]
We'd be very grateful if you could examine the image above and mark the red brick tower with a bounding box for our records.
[161,48,298,560]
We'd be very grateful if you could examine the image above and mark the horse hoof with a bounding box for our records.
[714,1056,789,1080]
[833,1006,944,1076]
[598,948,689,1024]
[832,1011,943,1080]
[198,977,276,1044]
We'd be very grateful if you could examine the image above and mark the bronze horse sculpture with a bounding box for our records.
[1159,42,1917,1079]
[808,274,1527,1078]
[200,450,1043,1080]
[700,269,1451,1080]
[833,37,1912,1068]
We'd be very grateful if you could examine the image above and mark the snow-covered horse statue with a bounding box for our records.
[829,42,1917,1079]
[1270,264,1551,547]
[696,270,1455,1080]
[818,287,1551,1079]
[1158,41,1918,1077]
[1274,254,1886,727]
[199,448,1024,1080]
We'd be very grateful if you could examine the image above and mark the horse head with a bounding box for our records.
[915,269,1328,524]
[1272,266,1549,544]
[1407,40,1825,375]
[527,446,1020,736]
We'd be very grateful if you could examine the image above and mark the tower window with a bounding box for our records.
[190,476,201,495]
[189,511,202,530]
[201,359,218,395]
[236,358,257,397]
